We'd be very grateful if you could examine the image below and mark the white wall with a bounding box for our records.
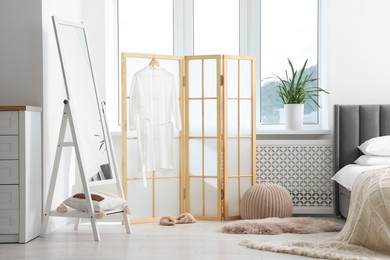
[81,0,107,100]
[0,0,43,106]
[327,0,390,129]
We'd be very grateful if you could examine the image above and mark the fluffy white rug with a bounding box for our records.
[240,167,390,260]
[240,239,388,260]
[222,217,343,235]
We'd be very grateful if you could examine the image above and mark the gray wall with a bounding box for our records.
[0,0,43,106]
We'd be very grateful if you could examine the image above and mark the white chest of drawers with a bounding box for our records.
[0,106,41,243]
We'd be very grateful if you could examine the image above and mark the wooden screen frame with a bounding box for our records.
[121,52,185,223]
[184,55,223,221]
[121,53,255,222]
[222,55,257,220]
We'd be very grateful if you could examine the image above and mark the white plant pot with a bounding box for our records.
[284,104,304,130]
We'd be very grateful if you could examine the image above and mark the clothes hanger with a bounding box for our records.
[149,57,160,68]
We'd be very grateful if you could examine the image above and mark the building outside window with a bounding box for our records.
[260,0,319,126]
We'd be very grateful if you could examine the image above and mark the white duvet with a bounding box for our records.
[331,164,390,191]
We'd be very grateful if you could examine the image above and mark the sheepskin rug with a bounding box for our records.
[222,217,343,235]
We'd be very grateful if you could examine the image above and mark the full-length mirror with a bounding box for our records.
[53,17,112,182]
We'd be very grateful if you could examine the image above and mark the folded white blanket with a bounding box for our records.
[337,166,390,254]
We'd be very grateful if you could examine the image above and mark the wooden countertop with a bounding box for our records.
[0,106,42,112]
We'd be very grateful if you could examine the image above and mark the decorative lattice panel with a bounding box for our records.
[256,144,333,213]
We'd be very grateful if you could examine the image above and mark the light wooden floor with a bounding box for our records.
[1,218,345,260]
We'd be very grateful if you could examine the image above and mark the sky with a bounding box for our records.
[261,0,318,81]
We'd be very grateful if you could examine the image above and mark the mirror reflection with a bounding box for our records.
[55,21,111,181]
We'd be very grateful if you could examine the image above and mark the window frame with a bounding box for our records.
[241,0,326,131]
[110,0,327,132]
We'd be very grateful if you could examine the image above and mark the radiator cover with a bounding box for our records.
[256,140,333,214]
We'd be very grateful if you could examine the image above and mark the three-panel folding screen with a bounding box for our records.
[121,53,256,222]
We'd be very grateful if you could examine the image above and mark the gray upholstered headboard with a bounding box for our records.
[334,104,390,171]
[334,104,390,217]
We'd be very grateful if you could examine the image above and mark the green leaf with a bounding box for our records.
[272,58,329,108]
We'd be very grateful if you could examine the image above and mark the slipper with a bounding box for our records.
[176,213,196,224]
[159,215,176,226]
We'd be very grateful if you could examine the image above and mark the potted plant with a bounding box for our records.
[274,59,329,130]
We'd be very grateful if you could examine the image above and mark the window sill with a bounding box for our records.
[257,129,331,136]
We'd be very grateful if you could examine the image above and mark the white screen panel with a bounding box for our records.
[189,100,202,136]
[204,100,217,136]
[204,178,218,216]
[189,178,203,215]
[204,139,217,177]
[227,100,238,136]
[239,60,252,98]
[227,178,239,216]
[127,179,153,218]
[155,178,180,216]
[240,138,252,174]
[227,138,238,176]
[227,59,238,98]
[239,100,252,136]
[188,60,202,98]
[189,139,202,176]
[204,59,217,98]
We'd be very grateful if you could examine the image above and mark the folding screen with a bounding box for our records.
[121,53,255,222]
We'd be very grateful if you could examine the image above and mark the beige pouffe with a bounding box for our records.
[240,183,293,219]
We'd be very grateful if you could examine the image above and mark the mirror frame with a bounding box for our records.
[52,16,118,184]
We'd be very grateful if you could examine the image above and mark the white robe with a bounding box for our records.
[129,65,181,185]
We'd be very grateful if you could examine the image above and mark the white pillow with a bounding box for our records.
[63,191,128,212]
[358,135,390,156]
[331,164,388,191]
[354,155,390,166]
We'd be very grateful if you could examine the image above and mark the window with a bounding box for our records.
[113,0,322,130]
[118,0,173,55]
[112,0,174,131]
[193,0,240,55]
[260,0,319,126]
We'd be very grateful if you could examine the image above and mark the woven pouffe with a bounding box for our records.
[240,183,293,219]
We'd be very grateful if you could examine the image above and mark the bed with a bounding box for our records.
[334,104,390,218]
